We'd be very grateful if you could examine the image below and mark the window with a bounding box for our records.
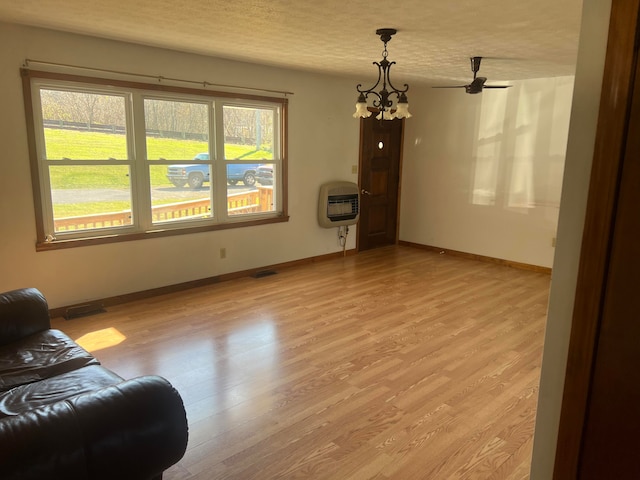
[22,70,288,249]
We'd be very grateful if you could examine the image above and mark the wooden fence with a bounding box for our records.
[54,187,273,232]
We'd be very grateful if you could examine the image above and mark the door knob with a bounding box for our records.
[361,189,372,196]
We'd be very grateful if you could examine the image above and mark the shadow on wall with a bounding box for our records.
[469,79,571,214]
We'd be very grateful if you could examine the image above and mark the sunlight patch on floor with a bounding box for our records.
[75,327,126,352]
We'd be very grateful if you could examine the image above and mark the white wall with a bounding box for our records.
[530,0,612,477]
[400,76,574,268]
[0,21,580,309]
[0,23,361,308]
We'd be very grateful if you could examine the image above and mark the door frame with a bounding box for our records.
[553,0,640,477]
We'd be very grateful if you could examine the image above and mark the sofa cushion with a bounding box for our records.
[0,365,123,419]
[0,375,188,480]
[0,329,99,392]
[0,288,51,347]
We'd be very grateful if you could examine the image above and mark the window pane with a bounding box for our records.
[256,163,275,188]
[226,163,275,216]
[226,163,258,216]
[40,90,127,160]
[144,99,209,160]
[50,165,132,232]
[256,163,276,213]
[223,106,274,160]
[165,153,210,187]
[150,165,212,224]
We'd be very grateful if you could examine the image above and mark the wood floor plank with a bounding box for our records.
[51,245,549,479]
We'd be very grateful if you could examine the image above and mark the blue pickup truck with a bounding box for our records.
[167,153,261,188]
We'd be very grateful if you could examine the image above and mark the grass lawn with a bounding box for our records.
[53,198,191,218]
[53,201,131,218]
[45,128,273,189]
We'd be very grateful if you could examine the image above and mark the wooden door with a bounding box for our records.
[553,0,640,477]
[357,116,403,251]
[576,31,640,479]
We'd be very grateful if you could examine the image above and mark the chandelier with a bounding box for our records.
[353,28,411,120]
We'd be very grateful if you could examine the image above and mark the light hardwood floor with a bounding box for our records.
[51,245,550,479]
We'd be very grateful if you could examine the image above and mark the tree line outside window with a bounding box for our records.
[41,90,274,150]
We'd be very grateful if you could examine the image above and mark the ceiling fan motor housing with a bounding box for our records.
[465,76,487,94]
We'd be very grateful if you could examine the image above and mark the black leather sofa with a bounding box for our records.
[0,288,188,479]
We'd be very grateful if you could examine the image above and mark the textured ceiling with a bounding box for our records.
[0,0,584,86]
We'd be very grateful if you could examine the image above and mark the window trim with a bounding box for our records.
[21,69,289,251]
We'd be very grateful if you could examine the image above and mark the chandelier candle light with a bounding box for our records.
[353,28,411,120]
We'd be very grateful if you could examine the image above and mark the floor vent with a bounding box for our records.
[252,269,277,278]
[64,302,106,320]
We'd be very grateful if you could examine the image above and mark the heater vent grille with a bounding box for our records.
[318,181,360,228]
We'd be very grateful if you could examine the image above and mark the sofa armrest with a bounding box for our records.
[0,375,189,480]
[0,288,51,346]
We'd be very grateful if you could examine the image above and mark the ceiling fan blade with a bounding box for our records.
[432,85,467,89]
[483,85,512,89]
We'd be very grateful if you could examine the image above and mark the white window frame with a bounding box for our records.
[22,69,288,250]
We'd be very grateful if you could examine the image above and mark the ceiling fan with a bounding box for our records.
[434,57,512,94]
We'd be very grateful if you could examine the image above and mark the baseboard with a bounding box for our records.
[398,241,552,274]
[49,248,357,319]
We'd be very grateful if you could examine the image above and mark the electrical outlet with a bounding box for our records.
[352,165,358,174]
[551,237,557,247]
[220,247,226,259]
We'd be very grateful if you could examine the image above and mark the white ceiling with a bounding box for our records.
[0,0,584,86]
